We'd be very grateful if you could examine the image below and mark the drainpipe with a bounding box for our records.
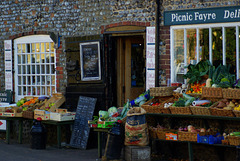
[155,0,160,87]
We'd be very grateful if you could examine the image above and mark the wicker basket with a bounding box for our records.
[22,111,34,119]
[210,101,235,117]
[228,136,240,146]
[178,131,198,142]
[150,87,177,97]
[202,87,223,98]
[222,88,240,99]
[141,96,171,113]
[169,106,192,115]
[233,110,240,117]
[148,127,158,139]
[190,106,211,116]
[156,129,167,140]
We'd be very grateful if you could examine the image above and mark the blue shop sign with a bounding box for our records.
[164,6,240,26]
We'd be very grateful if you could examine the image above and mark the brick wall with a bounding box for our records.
[0,0,156,93]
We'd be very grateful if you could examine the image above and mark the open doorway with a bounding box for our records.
[116,36,146,107]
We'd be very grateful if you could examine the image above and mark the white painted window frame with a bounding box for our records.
[14,35,56,102]
[170,22,240,83]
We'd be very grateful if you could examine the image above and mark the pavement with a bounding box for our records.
[0,139,100,161]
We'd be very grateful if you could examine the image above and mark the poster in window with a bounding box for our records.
[80,41,101,81]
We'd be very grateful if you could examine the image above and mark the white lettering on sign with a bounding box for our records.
[194,12,216,21]
[171,12,193,22]
[224,9,240,19]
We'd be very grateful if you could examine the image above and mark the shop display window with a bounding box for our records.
[171,22,240,83]
[14,35,56,101]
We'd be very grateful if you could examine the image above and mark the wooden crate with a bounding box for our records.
[50,109,76,121]
[40,93,65,112]
[0,106,22,117]
[125,145,151,161]
[34,109,50,120]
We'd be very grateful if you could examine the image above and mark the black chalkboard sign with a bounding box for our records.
[70,96,97,149]
[80,41,101,81]
[0,90,12,103]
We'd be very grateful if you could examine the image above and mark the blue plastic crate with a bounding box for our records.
[197,133,224,144]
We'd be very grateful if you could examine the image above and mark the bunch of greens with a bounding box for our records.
[211,64,235,88]
[183,60,211,84]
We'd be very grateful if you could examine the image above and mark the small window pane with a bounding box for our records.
[36,65,40,74]
[226,27,236,75]
[36,43,40,52]
[22,55,26,64]
[51,75,55,85]
[32,65,35,74]
[23,76,26,85]
[187,29,197,65]
[23,86,26,95]
[31,54,35,63]
[37,76,40,85]
[42,76,45,85]
[33,87,36,95]
[199,29,209,61]
[27,65,30,74]
[41,43,45,52]
[18,65,21,74]
[36,54,40,63]
[26,44,30,53]
[17,44,21,53]
[18,76,21,85]
[47,86,51,95]
[42,87,45,95]
[22,44,26,53]
[46,54,50,63]
[18,55,21,63]
[212,28,223,67]
[47,76,51,85]
[51,64,55,74]
[41,65,45,74]
[31,43,35,53]
[27,55,31,64]
[50,53,54,63]
[27,76,31,85]
[27,87,31,95]
[22,66,26,74]
[41,54,45,63]
[46,65,50,74]
[32,76,35,85]
[46,43,50,52]
[50,42,54,52]
[37,87,40,95]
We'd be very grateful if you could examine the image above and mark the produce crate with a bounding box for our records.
[178,131,198,142]
[197,133,224,144]
[169,106,192,115]
[141,96,171,113]
[97,121,116,128]
[40,93,65,112]
[210,101,235,117]
[156,129,167,140]
[150,86,177,97]
[125,145,151,161]
[50,109,76,121]
[22,111,34,119]
[202,87,223,98]
[0,107,22,117]
[34,109,50,120]
[222,88,240,99]
[227,136,240,146]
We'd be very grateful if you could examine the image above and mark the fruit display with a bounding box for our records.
[212,99,240,110]
[19,97,49,112]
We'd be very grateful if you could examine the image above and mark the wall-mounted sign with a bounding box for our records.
[4,40,12,91]
[164,6,240,26]
[0,90,12,103]
[80,41,101,81]
[146,27,155,90]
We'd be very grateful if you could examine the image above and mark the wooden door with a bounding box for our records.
[117,36,145,106]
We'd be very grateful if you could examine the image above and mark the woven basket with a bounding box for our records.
[202,87,223,98]
[148,127,157,139]
[156,129,167,140]
[178,131,198,142]
[222,88,240,99]
[150,87,177,97]
[228,136,240,146]
[190,106,211,116]
[233,110,240,117]
[210,101,235,117]
[141,96,171,113]
[22,111,34,119]
[169,106,192,115]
